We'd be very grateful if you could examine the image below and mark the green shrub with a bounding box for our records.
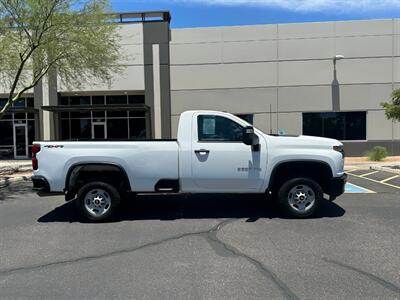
[367,146,388,161]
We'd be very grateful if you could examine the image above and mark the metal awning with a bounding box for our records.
[41,104,150,112]
[8,107,39,113]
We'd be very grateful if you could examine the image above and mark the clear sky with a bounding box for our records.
[110,0,400,28]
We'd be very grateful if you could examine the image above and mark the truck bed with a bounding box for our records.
[34,140,179,192]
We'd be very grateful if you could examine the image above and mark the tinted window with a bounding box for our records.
[128,95,145,104]
[70,96,90,106]
[0,122,13,145]
[70,119,91,139]
[303,112,366,140]
[198,115,243,142]
[13,98,26,108]
[106,95,127,105]
[129,118,146,139]
[27,97,34,107]
[107,119,128,139]
[60,97,69,105]
[92,96,105,105]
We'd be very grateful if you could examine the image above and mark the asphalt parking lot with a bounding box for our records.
[0,174,399,300]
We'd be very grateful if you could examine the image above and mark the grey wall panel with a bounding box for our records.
[337,58,393,84]
[340,84,393,111]
[170,88,277,115]
[367,110,394,140]
[335,19,393,37]
[396,20,400,35]
[394,35,400,57]
[170,43,223,65]
[171,115,180,138]
[343,141,400,156]
[143,22,170,44]
[279,60,332,86]
[118,23,143,44]
[278,86,333,112]
[223,40,277,62]
[393,57,400,83]
[171,27,222,44]
[58,65,145,92]
[335,36,393,58]
[278,22,335,39]
[119,44,144,65]
[277,112,302,135]
[171,62,278,90]
[254,113,278,134]
[221,24,277,41]
[279,38,334,60]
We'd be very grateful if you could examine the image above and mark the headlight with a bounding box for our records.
[333,145,345,158]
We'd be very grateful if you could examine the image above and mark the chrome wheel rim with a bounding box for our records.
[288,184,315,213]
[84,189,112,217]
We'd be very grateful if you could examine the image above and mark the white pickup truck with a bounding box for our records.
[32,110,347,221]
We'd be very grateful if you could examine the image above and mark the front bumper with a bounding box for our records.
[32,176,50,192]
[329,173,347,200]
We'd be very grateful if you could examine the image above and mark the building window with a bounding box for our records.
[303,112,366,141]
[236,114,253,124]
[128,95,145,104]
[59,94,147,140]
[0,97,36,159]
[106,95,127,105]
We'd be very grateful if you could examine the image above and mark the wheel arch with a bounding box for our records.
[65,163,131,196]
[267,160,333,194]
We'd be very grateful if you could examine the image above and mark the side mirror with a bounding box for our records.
[242,126,259,148]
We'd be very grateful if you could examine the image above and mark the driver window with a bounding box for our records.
[198,115,243,142]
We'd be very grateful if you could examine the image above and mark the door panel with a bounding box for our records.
[192,142,264,190]
[191,114,266,192]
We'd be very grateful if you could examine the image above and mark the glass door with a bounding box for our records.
[13,123,28,159]
[92,122,107,140]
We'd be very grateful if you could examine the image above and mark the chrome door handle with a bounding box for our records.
[194,149,210,154]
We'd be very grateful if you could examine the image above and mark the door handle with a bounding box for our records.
[194,149,210,154]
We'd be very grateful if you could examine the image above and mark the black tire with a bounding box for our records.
[76,182,121,222]
[278,177,322,218]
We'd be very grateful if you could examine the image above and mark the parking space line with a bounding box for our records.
[380,175,400,183]
[359,171,379,177]
[346,182,376,194]
[348,173,400,190]
[346,168,359,174]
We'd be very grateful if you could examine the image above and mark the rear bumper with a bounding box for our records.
[32,176,50,192]
[329,173,347,200]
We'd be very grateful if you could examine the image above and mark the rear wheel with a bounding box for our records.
[76,182,121,222]
[278,177,322,218]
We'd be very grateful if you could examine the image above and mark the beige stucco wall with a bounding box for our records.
[170,19,400,143]
[58,23,145,92]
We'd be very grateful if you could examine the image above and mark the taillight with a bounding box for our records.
[32,144,41,170]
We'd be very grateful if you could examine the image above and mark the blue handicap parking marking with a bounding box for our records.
[345,183,374,194]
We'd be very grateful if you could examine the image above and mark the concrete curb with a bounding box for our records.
[0,176,32,189]
[370,165,400,175]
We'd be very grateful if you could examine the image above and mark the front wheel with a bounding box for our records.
[278,178,322,218]
[76,182,121,222]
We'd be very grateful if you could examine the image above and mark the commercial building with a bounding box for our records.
[1,11,400,158]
